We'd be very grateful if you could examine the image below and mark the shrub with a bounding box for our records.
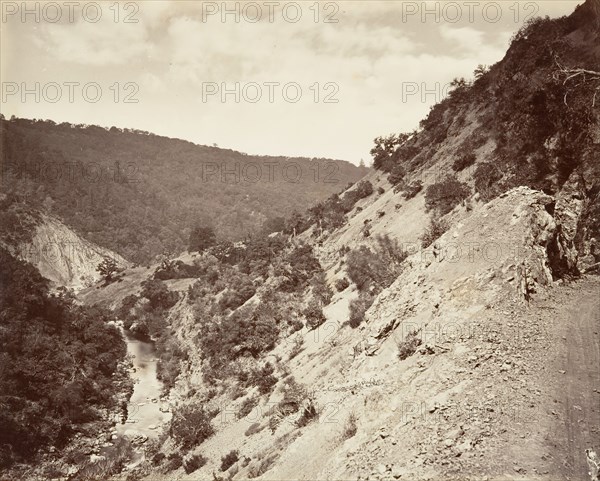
[247,453,279,478]
[289,318,304,334]
[387,164,406,185]
[473,162,503,201]
[249,363,278,395]
[170,403,214,450]
[140,279,179,310]
[424,176,470,215]
[377,186,385,194]
[346,236,406,292]
[244,422,264,436]
[348,292,374,328]
[310,272,333,305]
[288,335,304,359]
[341,412,358,440]
[231,384,245,400]
[279,377,307,414]
[151,452,166,466]
[237,396,259,419]
[420,216,448,248]
[355,180,374,198]
[296,399,318,427]
[304,300,326,330]
[116,294,138,321]
[397,330,422,360]
[452,152,476,172]
[220,450,239,471]
[184,454,207,474]
[198,305,279,368]
[334,277,350,292]
[164,453,183,473]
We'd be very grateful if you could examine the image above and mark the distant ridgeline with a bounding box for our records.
[0,116,368,263]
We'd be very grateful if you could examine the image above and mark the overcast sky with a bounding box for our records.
[1,1,579,164]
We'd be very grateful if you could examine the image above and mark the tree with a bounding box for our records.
[285,211,306,237]
[189,225,216,253]
[140,279,178,310]
[97,256,118,282]
[170,402,214,450]
[473,64,489,79]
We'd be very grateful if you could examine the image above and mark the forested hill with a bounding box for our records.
[0,117,368,263]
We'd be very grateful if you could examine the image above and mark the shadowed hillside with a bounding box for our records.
[0,117,368,263]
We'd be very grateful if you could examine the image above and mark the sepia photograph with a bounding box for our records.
[0,1,599,480]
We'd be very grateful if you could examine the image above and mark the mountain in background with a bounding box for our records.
[0,117,369,263]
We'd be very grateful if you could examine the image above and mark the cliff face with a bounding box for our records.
[14,214,129,290]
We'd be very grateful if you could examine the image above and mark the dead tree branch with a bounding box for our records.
[553,56,600,107]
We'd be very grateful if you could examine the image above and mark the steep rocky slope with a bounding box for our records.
[1,210,129,290]
[132,184,593,481]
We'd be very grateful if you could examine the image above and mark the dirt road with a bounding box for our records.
[551,278,600,480]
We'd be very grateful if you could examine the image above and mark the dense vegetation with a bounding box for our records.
[0,248,127,468]
[370,8,599,194]
[0,116,368,263]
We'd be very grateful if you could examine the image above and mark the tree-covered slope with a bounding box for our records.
[0,118,368,263]
[0,247,128,468]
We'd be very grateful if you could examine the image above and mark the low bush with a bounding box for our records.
[249,363,278,395]
[288,335,304,359]
[296,399,318,428]
[184,454,207,474]
[397,330,422,360]
[220,450,239,471]
[341,412,358,440]
[402,180,423,199]
[247,453,278,478]
[334,277,350,292]
[304,300,326,330]
[387,164,406,185]
[346,235,407,292]
[244,422,264,436]
[473,162,503,201]
[348,292,374,328]
[452,152,476,172]
[164,453,183,473]
[424,176,470,215]
[170,402,214,450]
[237,396,259,419]
[420,215,449,248]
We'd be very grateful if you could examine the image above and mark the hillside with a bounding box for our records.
[2,1,599,481]
[0,200,129,290]
[0,117,368,263]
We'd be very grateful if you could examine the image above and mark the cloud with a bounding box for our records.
[35,16,151,66]
[1,0,579,164]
